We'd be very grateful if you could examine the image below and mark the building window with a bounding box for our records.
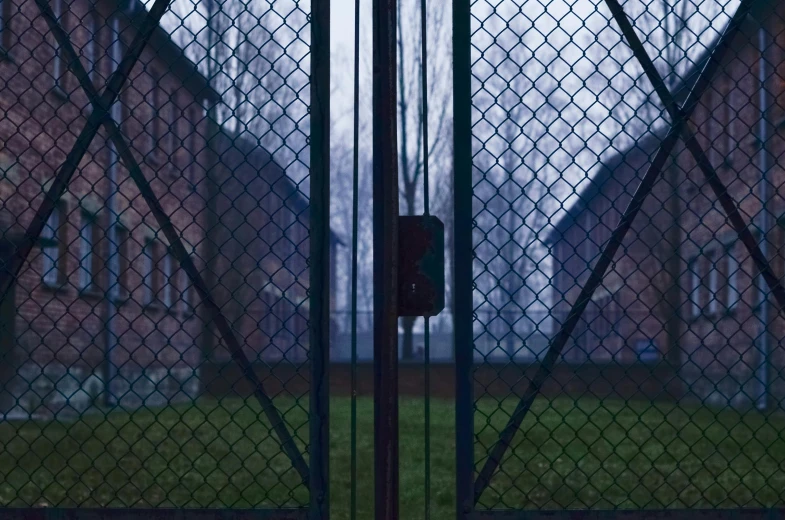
[52,0,64,89]
[143,239,162,306]
[724,91,735,167]
[149,82,161,152]
[110,225,129,300]
[689,256,702,319]
[78,211,99,292]
[84,9,98,81]
[162,249,173,308]
[180,267,194,317]
[168,98,178,154]
[41,203,66,287]
[690,246,742,319]
[726,244,740,310]
[186,111,199,191]
[707,250,720,315]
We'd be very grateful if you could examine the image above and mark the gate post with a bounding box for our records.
[452,0,475,517]
[310,0,330,517]
[373,0,400,518]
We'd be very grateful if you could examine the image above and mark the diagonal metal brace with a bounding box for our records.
[604,0,785,311]
[472,0,758,503]
[32,0,311,487]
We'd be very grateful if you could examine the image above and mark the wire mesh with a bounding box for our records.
[464,0,785,514]
[0,0,326,514]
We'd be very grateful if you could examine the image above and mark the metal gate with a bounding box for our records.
[5,0,785,518]
[454,0,785,518]
[0,0,328,518]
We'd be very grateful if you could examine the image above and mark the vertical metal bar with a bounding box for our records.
[452,0,474,516]
[350,0,362,516]
[310,0,330,516]
[424,318,431,520]
[420,0,432,517]
[373,0,400,517]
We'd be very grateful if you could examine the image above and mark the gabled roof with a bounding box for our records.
[114,0,219,103]
[210,128,343,245]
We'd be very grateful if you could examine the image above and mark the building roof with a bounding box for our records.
[542,3,768,246]
[116,0,219,103]
[210,128,343,245]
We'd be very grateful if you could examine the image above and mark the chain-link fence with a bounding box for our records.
[0,0,328,516]
[455,0,785,516]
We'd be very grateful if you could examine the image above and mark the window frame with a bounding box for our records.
[689,255,702,319]
[143,238,162,307]
[726,242,741,311]
[179,266,194,318]
[168,94,179,155]
[41,202,66,288]
[161,248,173,308]
[723,90,735,168]
[78,210,100,293]
[707,249,720,316]
[110,224,129,301]
[690,241,744,320]
[149,79,162,154]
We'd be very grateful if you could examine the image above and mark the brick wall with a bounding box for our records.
[672,8,785,408]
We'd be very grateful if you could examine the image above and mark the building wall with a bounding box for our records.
[0,0,211,418]
[672,8,785,408]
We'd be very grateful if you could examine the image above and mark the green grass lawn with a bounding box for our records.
[1,395,785,518]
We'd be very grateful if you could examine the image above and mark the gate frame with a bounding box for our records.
[453,0,785,518]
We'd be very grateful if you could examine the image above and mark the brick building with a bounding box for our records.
[206,128,340,367]
[545,0,785,409]
[0,0,325,419]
